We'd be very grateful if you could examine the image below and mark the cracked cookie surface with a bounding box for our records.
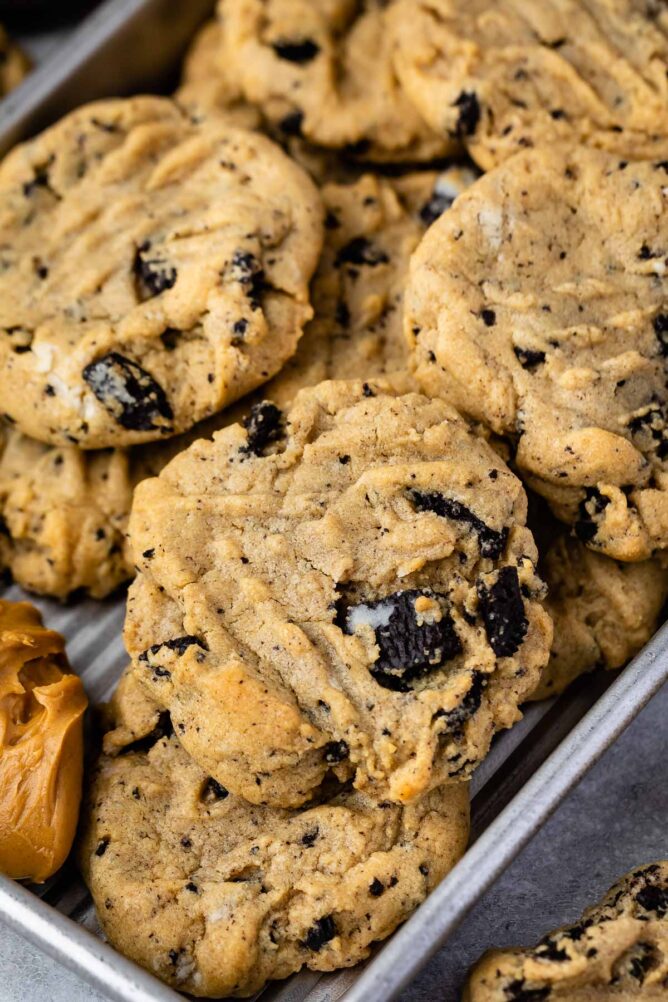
[0,96,323,448]
[406,145,668,562]
[81,675,469,998]
[217,0,451,162]
[390,0,668,171]
[124,379,551,807]
[464,861,668,1001]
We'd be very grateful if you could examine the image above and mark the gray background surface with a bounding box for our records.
[1,682,665,1002]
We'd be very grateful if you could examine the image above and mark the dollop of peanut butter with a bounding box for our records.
[0,599,87,882]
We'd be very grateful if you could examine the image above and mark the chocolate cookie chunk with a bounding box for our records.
[0,96,323,448]
[218,0,452,162]
[124,379,551,807]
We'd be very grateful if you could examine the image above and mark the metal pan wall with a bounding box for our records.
[0,3,666,1000]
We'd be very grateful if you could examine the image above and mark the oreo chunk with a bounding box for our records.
[478,566,528,657]
[303,915,337,951]
[514,347,546,371]
[635,882,668,917]
[335,237,389,268]
[503,981,550,1002]
[323,740,349,764]
[120,711,173,756]
[271,38,320,63]
[339,589,462,692]
[451,91,480,138]
[139,635,208,662]
[133,241,177,300]
[229,250,266,309]
[434,671,485,731]
[653,312,668,354]
[575,487,610,543]
[408,489,508,558]
[200,777,229,803]
[82,352,173,432]
[241,401,284,456]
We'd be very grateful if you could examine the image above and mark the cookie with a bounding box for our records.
[251,167,477,408]
[81,678,470,999]
[175,20,263,132]
[390,0,668,171]
[532,529,668,701]
[176,19,354,185]
[124,379,552,807]
[0,598,87,883]
[406,145,668,562]
[217,0,452,163]
[0,24,30,97]
[0,96,323,448]
[464,861,668,1001]
[0,426,150,599]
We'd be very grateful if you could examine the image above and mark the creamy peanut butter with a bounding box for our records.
[0,599,87,882]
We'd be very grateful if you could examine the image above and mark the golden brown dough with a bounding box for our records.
[0,599,87,882]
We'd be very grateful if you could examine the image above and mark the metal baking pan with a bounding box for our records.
[0,3,666,1000]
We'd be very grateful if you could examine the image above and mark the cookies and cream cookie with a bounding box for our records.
[252,166,477,408]
[391,0,668,170]
[533,530,668,701]
[82,672,469,998]
[217,0,451,163]
[0,599,87,882]
[124,379,552,807]
[0,96,323,448]
[464,861,668,1000]
[0,426,154,599]
[406,145,668,562]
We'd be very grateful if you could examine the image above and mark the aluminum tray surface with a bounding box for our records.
[0,2,667,1001]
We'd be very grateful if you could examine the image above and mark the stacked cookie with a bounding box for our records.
[2,1,668,997]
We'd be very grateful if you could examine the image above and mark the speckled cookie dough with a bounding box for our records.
[218,0,452,163]
[124,379,552,807]
[0,426,153,599]
[175,20,263,131]
[464,861,668,1001]
[249,166,477,408]
[406,145,668,562]
[532,530,668,701]
[390,0,668,171]
[0,96,323,449]
[0,24,30,97]
[81,672,470,999]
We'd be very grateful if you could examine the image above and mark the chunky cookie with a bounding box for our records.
[0,599,87,882]
[390,0,668,171]
[0,24,30,97]
[175,20,263,132]
[406,145,668,562]
[218,0,451,163]
[81,687,469,999]
[124,379,552,807]
[0,426,156,599]
[531,525,668,701]
[0,96,323,448]
[253,167,477,407]
[464,861,668,1001]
